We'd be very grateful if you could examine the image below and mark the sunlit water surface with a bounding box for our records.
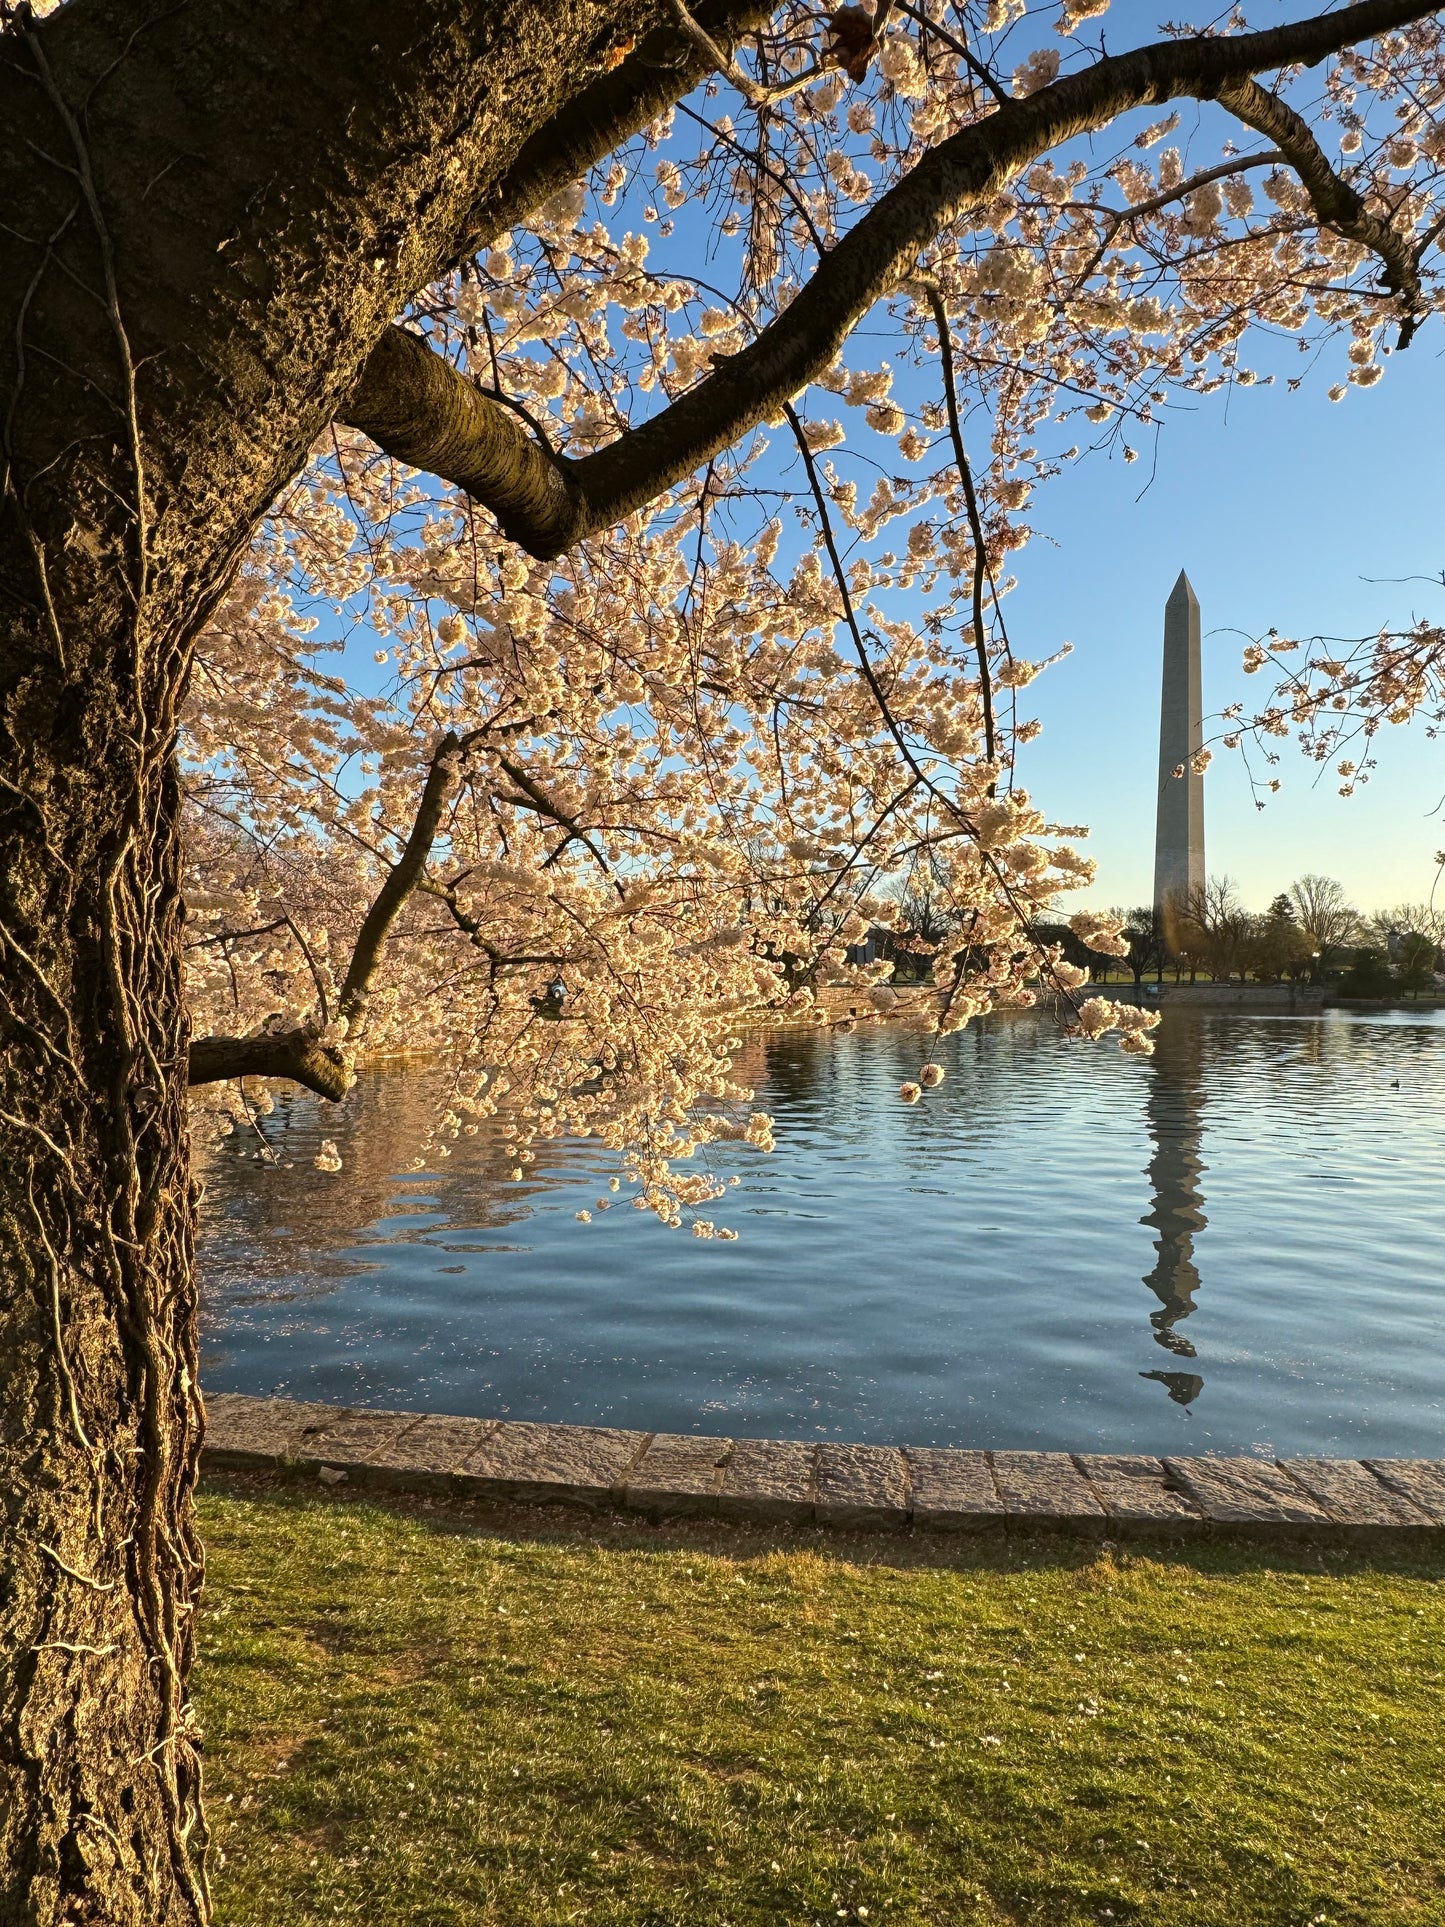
[198,1009,1445,1457]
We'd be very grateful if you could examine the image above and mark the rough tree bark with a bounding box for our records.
[0,0,1434,1920]
[0,2,699,1919]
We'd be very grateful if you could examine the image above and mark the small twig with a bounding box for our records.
[785,402,949,801]
[477,310,560,455]
[130,1731,179,1767]
[1411,203,1445,267]
[665,0,822,104]
[923,285,995,769]
[784,401,1088,1029]
[227,1077,281,1161]
[183,917,288,953]
[419,881,573,967]
[0,1105,70,1162]
[283,913,331,1028]
[677,102,828,254]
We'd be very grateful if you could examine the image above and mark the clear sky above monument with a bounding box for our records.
[983,0,1445,916]
[1009,323,1444,914]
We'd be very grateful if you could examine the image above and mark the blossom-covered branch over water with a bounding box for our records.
[181,0,1444,1221]
[5,0,1445,1915]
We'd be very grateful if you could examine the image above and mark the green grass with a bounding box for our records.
[197,1474,1445,1926]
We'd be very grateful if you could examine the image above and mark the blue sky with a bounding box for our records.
[960,0,1445,914]
[1003,325,1445,914]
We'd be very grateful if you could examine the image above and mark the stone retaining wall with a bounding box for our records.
[204,1395,1444,1538]
[813,984,1332,1018]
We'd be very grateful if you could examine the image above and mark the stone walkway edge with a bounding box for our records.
[203,1394,1445,1536]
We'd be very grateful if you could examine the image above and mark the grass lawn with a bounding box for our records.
[197,1474,1445,1926]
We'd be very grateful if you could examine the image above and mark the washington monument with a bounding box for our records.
[1153,570,1205,929]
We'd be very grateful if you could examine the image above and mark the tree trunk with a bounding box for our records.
[3,0,1426,1912]
[0,2,659,1916]
[0,690,207,1922]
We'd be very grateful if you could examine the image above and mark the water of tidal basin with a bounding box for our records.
[197,1008,1445,1459]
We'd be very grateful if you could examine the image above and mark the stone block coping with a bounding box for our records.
[204,1395,1445,1541]
[201,1395,1445,1540]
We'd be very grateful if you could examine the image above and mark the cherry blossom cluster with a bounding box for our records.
[182,0,1443,1219]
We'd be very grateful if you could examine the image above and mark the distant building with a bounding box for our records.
[1153,570,1205,942]
[844,926,892,968]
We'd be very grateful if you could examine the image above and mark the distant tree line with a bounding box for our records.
[1035,875,1445,996]
[864,868,1445,998]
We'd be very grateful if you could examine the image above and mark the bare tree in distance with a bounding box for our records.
[1366,901,1445,946]
[1289,874,1365,958]
[1176,877,1255,983]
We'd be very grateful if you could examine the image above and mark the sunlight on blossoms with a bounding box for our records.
[176,0,1445,1225]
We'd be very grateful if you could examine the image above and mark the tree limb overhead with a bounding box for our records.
[339,0,1438,558]
[186,1030,352,1102]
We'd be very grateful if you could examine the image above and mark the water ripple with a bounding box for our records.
[197,1008,1445,1457]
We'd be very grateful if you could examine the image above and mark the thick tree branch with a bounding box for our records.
[341,329,574,543]
[182,917,287,952]
[340,0,775,535]
[337,732,466,1029]
[341,0,1437,558]
[186,1030,352,1103]
[187,733,469,1095]
[450,0,778,264]
[1215,74,1425,341]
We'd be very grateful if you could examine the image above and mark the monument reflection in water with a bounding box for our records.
[1139,1013,1207,1408]
[197,1010,1445,1459]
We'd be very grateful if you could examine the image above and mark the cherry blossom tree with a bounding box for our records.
[2,0,1442,1917]
[1236,589,1445,795]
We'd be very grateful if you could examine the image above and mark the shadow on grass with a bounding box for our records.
[201,1465,1445,1585]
